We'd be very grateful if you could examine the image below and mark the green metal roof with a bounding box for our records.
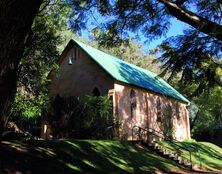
[71,39,190,104]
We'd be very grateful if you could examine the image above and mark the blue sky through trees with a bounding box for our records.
[76,17,188,52]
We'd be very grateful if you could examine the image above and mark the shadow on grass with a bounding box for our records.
[0,140,183,174]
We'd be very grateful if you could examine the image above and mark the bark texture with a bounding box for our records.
[158,0,222,41]
[0,0,43,135]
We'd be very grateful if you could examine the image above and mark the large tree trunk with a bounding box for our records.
[0,0,43,136]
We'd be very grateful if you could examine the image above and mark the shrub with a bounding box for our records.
[46,95,115,139]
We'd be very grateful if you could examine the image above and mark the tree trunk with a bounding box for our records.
[158,0,222,41]
[0,0,43,136]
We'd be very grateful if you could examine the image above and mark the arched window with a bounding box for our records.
[92,87,100,96]
[130,89,136,118]
[156,98,162,122]
[163,104,173,138]
[175,102,181,120]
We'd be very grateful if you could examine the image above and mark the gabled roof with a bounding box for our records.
[68,39,189,104]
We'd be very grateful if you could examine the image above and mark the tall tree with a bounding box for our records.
[10,1,71,129]
[10,11,62,124]
[0,0,43,135]
[155,32,222,97]
[69,0,222,95]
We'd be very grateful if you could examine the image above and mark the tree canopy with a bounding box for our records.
[189,86,222,133]
[69,0,222,95]
[11,8,62,120]
[69,1,222,42]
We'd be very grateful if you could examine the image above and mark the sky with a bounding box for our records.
[73,6,189,53]
[80,17,188,52]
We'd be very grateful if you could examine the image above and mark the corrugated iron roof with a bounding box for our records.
[70,39,190,104]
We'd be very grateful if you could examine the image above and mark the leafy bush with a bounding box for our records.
[47,95,115,139]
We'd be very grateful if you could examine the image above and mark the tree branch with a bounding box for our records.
[37,0,50,14]
[158,0,222,41]
[175,0,187,5]
[217,0,222,5]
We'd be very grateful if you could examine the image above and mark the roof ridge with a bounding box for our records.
[71,39,190,104]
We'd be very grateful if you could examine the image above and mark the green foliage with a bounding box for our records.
[190,87,222,134]
[11,93,48,119]
[69,1,171,42]
[10,3,64,126]
[47,95,114,139]
[156,31,222,96]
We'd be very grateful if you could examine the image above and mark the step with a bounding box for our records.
[137,141,193,170]
[162,149,170,155]
[154,145,162,150]
[184,161,192,167]
[173,154,179,161]
[148,142,155,147]
[182,159,192,167]
[177,156,183,164]
[168,153,176,159]
[140,142,192,169]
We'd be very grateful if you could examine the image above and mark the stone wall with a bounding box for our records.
[114,82,190,141]
[49,45,114,97]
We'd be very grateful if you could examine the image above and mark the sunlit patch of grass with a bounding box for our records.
[82,159,98,169]
[107,158,132,172]
[34,147,56,156]
[65,163,82,172]
[66,141,82,150]
[113,157,128,165]
[65,140,88,156]
[2,141,28,152]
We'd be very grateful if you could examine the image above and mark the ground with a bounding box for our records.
[0,140,221,174]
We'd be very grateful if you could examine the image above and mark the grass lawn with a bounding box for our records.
[157,141,222,171]
[0,139,188,174]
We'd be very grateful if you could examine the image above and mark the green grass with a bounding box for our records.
[0,140,186,174]
[157,141,222,171]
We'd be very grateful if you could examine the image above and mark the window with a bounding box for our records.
[74,47,77,60]
[157,98,162,122]
[74,47,81,60]
[67,47,79,65]
[163,104,173,138]
[92,87,100,96]
[175,102,181,119]
[130,89,136,118]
